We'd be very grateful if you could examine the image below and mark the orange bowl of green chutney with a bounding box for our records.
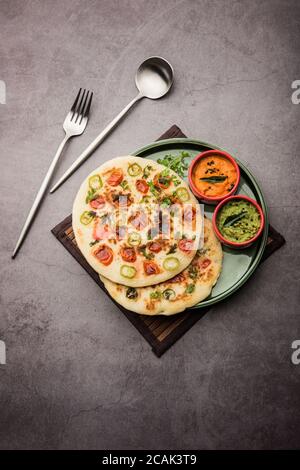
[188,150,240,204]
[212,195,265,249]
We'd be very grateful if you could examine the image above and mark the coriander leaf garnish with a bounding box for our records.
[157,152,189,178]
[89,239,99,247]
[161,168,170,177]
[167,243,177,254]
[185,283,195,294]
[161,197,172,207]
[171,175,181,186]
[142,164,153,179]
[148,181,161,197]
[139,246,154,260]
[158,176,170,187]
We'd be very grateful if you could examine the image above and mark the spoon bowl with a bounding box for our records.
[135,56,174,99]
[50,57,174,193]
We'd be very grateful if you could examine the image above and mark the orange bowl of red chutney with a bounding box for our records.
[212,195,265,249]
[188,150,240,204]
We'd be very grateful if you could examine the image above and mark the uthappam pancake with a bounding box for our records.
[73,156,202,287]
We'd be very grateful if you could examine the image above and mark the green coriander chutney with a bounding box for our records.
[217,200,261,243]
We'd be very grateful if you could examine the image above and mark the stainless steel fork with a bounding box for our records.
[12,88,93,258]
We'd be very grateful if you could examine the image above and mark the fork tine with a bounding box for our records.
[70,88,82,117]
[83,91,93,119]
[78,91,89,124]
[80,91,93,124]
[74,88,86,122]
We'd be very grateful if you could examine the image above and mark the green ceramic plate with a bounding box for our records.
[133,138,269,308]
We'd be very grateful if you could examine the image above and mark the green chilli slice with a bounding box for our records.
[128,163,142,177]
[80,211,95,225]
[163,257,180,271]
[120,265,137,279]
[89,174,103,190]
[128,232,141,247]
[150,290,161,300]
[176,187,190,202]
[162,288,176,300]
[126,287,138,300]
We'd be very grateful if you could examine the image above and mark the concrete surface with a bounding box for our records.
[0,0,300,450]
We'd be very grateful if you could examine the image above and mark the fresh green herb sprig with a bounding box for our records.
[157,152,190,178]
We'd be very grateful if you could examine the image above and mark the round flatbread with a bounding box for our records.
[100,217,222,315]
[73,156,202,287]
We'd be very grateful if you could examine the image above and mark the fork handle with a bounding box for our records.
[12,135,70,258]
[50,92,144,193]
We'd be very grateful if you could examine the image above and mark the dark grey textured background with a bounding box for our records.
[0,0,300,450]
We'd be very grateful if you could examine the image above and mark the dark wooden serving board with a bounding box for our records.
[52,125,285,357]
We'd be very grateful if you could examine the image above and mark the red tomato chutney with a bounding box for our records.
[192,155,237,198]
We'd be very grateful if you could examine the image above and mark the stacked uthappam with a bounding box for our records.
[73,156,222,315]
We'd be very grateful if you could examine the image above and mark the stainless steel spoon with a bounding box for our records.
[50,56,174,193]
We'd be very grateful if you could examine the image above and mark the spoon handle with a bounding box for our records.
[50,92,144,193]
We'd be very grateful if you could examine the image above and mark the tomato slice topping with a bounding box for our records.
[90,195,106,209]
[93,220,113,240]
[136,179,149,194]
[148,241,162,253]
[178,239,194,252]
[129,211,148,231]
[107,169,124,186]
[143,260,160,275]
[120,246,136,263]
[94,245,113,265]
[200,258,211,269]
[154,173,171,189]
